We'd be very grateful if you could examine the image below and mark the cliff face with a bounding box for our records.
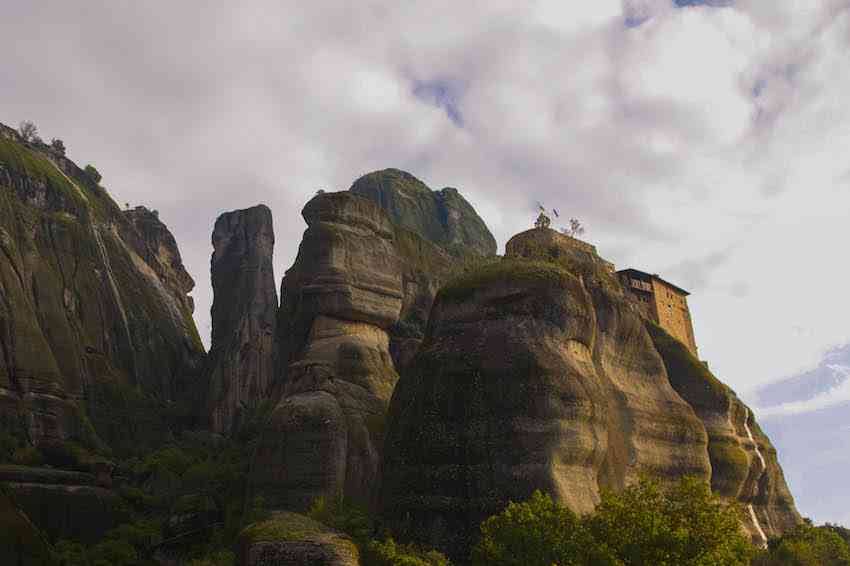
[0,128,204,455]
[381,228,800,558]
[205,205,277,434]
[647,323,801,544]
[350,168,497,257]
[254,193,403,511]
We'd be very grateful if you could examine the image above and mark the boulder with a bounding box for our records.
[205,205,277,434]
[237,511,359,566]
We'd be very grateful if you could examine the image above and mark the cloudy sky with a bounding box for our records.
[2,1,849,405]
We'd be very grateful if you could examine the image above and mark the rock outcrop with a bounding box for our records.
[0,125,204,457]
[647,323,801,544]
[237,511,360,566]
[350,168,496,257]
[254,193,403,511]
[381,227,799,558]
[205,205,277,434]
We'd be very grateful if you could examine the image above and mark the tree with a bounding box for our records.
[754,523,850,566]
[562,217,585,238]
[50,138,66,156]
[472,478,752,566]
[18,121,38,142]
[84,164,102,185]
[472,490,616,566]
[586,476,752,566]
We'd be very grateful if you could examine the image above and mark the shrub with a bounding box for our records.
[18,121,38,142]
[84,164,102,185]
[367,537,451,566]
[473,477,752,566]
[472,490,614,566]
[754,522,850,566]
[50,138,66,155]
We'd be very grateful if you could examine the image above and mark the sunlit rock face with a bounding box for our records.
[253,192,402,511]
[381,229,713,559]
[205,204,277,435]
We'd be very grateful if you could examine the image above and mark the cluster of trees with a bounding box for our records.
[473,478,850,566]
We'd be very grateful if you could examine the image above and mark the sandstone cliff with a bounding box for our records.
[254,192,403,511]
[381,227,800,558]
[647,323,801,545]
[0,125,204,458]
[205,205,277,434]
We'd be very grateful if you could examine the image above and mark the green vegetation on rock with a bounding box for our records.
[438,258,575,303]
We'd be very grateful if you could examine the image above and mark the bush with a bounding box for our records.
[367,537,451,566]
[473,477,752,566]
[84,164,102,185]
[18,121,38,142]
[472,490,614,566]
[754,522,850,566]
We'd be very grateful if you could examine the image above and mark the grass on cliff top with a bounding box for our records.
[439,258,573,303]
[239,511,338,544]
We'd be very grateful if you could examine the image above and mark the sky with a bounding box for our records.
[2,0,849,405]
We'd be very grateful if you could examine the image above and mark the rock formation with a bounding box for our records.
[205,205,277,434]
[237,511,360,566]
[0,126,204,456]
[254,192,403,511]
[381,227,800,559]
[350,168,496,257]
[647,323,801,545]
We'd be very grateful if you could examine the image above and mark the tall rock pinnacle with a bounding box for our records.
[206,204,278,434]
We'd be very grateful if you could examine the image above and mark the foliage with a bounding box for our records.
[754,522,850,566]
[18,120,38,142]
[473,477,752,566]
[307,496,374,543]
[473,490,614,566]
[562,217,585,238]
[587,476,752,566]
[367,537,451,566]
[51,138,66,155]
[84,164,102,185]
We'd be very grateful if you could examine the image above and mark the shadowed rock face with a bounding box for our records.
[350,168,497,257]
[381,229,716,559]
[647,323,801,543]
[0,126,204,454]
[205,205,277,434]
[254,192,402,511]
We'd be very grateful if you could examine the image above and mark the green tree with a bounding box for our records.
[84,164,102,185]
[754,522,850,566]
[472,490,616,566]
[587,477,752,566]
[473,478,752,566]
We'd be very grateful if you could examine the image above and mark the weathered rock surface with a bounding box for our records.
[205,205,277,434]
[237,511,360,566]
[380,228,758,559]
[0,124,204,456]
[254,193,402,511]
[647,323,801,544]
[350,168,496,257]
[0,489,55,566]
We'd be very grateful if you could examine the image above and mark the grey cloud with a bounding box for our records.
[665,245,738,292]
